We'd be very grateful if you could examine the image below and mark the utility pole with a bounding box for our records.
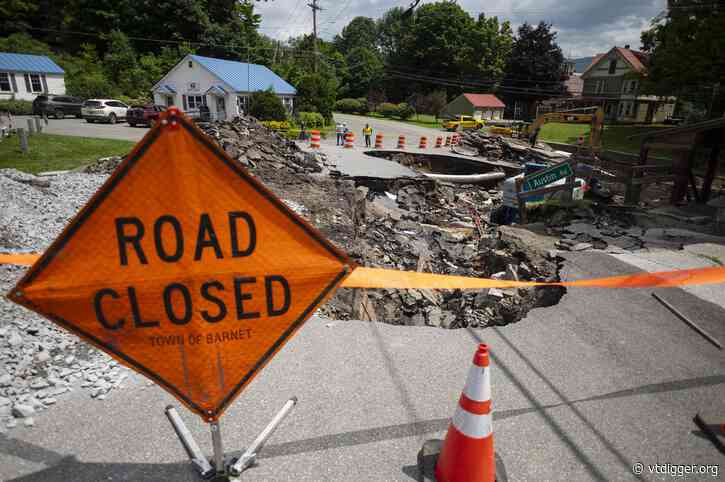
[307,0,322,72]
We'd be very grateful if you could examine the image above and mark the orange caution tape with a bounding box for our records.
[0,253,41,266]
[3,253,725,290]
[342,266,725,289]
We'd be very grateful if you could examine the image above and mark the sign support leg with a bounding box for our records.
[165,398,298,480]
[165,405,215,478]
[229,397,298,477]
[210,421,225,475]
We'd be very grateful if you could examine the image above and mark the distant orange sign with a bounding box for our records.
[8,110,355,421]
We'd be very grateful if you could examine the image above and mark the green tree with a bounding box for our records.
[0,32,52,55]
[334,17,378,55]
[103,30,138,94]
[295,70,339,121]
[502,22,565,119]
[341,47,383,98]
[249,89,287,120]
[641,1,725,118]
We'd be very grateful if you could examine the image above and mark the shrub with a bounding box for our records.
[396,102,415,120]
[0,99,33,115]
[377,102,398,118]
[297,111,325,128]
[249,89,287,121]
[260,120,290,131]
[356,97,370,114]
[118,95,152,106]
[334,98,362,114]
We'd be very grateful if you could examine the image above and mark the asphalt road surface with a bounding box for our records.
[331,113,446,149]
[2,249,723,481]
[15,116,148,142]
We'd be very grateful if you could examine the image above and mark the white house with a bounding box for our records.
[152,54,296,121]
[0,52,65,101]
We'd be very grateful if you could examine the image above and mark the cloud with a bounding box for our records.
[255,0,665,57]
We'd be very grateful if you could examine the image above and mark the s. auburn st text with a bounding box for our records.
[92,212,291,330]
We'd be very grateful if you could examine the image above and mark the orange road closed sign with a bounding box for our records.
[8,110,355,421]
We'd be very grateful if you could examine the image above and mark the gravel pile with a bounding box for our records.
[0,169,132,431]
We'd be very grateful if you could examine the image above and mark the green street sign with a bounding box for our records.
[522,162,573,192]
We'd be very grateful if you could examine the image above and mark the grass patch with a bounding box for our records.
[538,122,672,158]
[0,133,135,174]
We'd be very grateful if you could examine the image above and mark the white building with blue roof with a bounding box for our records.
[152,54,297,121]
[0,52,66,101]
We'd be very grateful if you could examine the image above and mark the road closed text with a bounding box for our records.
[92,212,291,330]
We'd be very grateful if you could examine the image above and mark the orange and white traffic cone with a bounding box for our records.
[375,133,384,149]
[309,130,321,149]
[397,135,406,150]
[344,131,354,148]
[435,136,443,148]
[435,344,495,482]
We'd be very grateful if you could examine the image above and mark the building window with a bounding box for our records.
[187,95,206,109]
[618,103,624,117]
[625,103,632,116]
[628,80,637,93]
[29,74,42,92]
[608,60,617,74]
[237,95,249,114]
[0,72,11,92]
[188,61,193,68]
[595,80,602,94]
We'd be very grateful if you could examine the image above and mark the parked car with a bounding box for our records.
[127,105,166,127]
[443,115,484,131]
[81,99,129,124]
[32,95,83,119]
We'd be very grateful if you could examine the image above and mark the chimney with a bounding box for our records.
[624,44,630,49]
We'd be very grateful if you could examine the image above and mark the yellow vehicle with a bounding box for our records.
[524,107,605,151]
[443,115,484,131]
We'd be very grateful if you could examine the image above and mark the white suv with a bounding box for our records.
[81,99,129,124]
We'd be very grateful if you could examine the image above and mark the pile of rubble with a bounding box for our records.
[459,130,573,165]
[327,177,564,328]
[197,117,325,175]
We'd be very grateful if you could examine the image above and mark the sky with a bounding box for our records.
[254,0,666,58]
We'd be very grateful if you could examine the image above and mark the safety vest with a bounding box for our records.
[363,127,372,135]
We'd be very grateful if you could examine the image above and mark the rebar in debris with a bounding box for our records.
[651,293,722,350]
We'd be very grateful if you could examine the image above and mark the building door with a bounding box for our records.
[215,96,226,121]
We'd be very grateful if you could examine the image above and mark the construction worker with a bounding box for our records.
[362,124,373,147]
[335,122,344,146]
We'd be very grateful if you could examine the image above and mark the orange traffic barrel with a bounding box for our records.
[310,130,321,149]
[375,133,384,148]
[344,131,354,148]
[436,344,496,482]
[435,136,443,148]
[419,136,427,149]
[397,135,406,149]
[451,134,459,146]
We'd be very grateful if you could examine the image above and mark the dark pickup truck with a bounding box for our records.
[127,105,166,127]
